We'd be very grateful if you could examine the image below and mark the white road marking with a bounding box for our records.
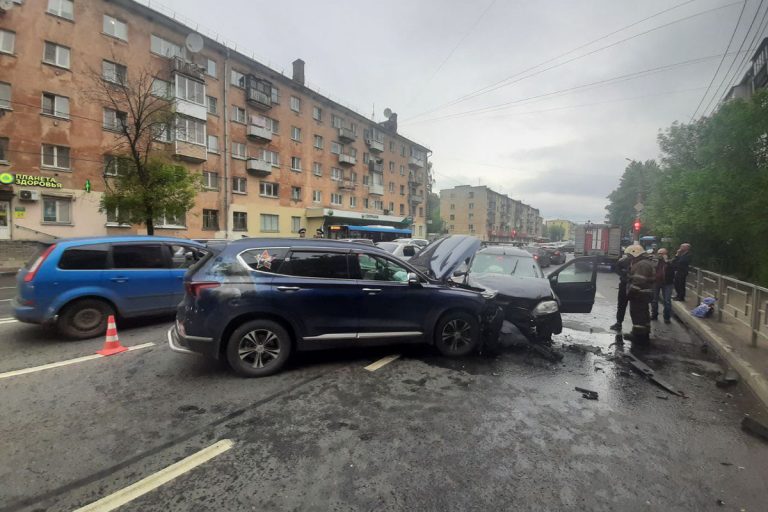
[0,342,154,380]
[0,318,18,325]
[74,439,234,512]
[0,298,13,302]
[596,292,606,299]
[0,287,16,290]
[365,354,400,372]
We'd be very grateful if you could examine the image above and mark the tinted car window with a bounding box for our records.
[58,244,109,270]
[112,244,167,269]
[356,254,409,282]
[240,248,288,273]
[282,251,349,279]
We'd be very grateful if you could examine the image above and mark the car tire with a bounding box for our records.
[434,311,480,357]
[226,320,292,377]
[58,298,114,340]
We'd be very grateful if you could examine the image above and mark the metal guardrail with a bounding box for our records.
[686,266,768,347]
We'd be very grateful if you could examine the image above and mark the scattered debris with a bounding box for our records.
[619,370,631,377]
[716,498,725,506]
[565,344,602,354]
[529,342,564,362]
[716,369,739,388]
[656,395,669,400]
[575,386,599,400]
[720,462,733,466]
[741,416,768,443]
[726,393,734,398]
[623,353,685,397]
[691,372,702,377]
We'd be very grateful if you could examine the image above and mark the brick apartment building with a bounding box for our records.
[724,37,768,102]
[0,0,431,242]
[439,185,543,242]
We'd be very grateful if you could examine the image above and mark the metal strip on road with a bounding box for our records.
[364,354,401,371]
[0,342,155,380]
[73,439,234,512]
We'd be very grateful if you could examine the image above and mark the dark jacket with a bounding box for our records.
[628,254,655,298]
[672,252,692,274]
[655,257,675,285]
[616,255,631,284]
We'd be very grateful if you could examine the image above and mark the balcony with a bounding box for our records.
[368,161,384,173]
[408,156,425,169]
[246,76,272,110]
[171,57,205,81]
[338,153,356,166]
[408,173,420,185]
[173,141,207,162]
[369,183,384,195]
[366,138,384,153]
[338,127,356,143]
[246,158,271,176]
[409,193,424,204]
[247,124,272,142]
[338,180,356,191]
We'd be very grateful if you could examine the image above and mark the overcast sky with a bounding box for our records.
[156,0,756,222]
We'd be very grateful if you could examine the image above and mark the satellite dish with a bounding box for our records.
[383,107,392,119]
[0,0,15,11]
[185,33,204,54]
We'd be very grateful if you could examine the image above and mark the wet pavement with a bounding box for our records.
[1,270,767,511]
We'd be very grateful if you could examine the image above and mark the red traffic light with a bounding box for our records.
[633,221,641,231]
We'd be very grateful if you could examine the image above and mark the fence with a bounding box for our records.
[686,267,768,347]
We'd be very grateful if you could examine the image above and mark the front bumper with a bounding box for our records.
[167,324,218,358]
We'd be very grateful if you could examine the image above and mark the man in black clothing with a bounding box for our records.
[609,254,631,332]
[672,243,692,301]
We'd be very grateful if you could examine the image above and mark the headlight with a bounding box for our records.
[533,300,559,315]
[481,288,498,300]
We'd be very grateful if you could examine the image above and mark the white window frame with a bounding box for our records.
[47,0,74,20]
[231,141,247,160]
[232,176,247,194]
[42,92,69,119]
[260,182,279,198]
[43,41,70,69]
[350,196,357,208]
[175,74,205,106]
[102,107,127,131]
[260,214,279,232]
[206,95,217,115]
[0,82,8,110]
[230,69,246,88]
[331,167,343,182]
[103,15,128,41]
[41,144,70,170]
[312,190,321,203]
[42,195,72,224]
[331,193,343,206]
[150,34,182,58]
[151,77,171,98]
[291,126,302,141]
[291,216,301,233]
[290,156,302,172]
[290,186,302,201]
[156,211,186,228]
[263,150,280,167]
[207,134,219,153]
[290,96,301,112]
[331,142,342,155]
[176,116,206,146]
[331,115,342,129]
[206,58,217,78]
[0,29,15,55]
[203,171,219,190]
[265,117,279,134]
[312,106,322,121]
[102,60,127,85]
[232,105,247,124]
[313,135,323,149]
[313,162,322,176]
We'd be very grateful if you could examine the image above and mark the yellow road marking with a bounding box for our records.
[74,439,234,512]
[364,354,400,372]
[0,342,154,380]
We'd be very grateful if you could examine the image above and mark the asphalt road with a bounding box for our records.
[1,270,767,511]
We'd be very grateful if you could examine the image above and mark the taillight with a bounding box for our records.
[555,251,561,256]
[534,255,539,260]
[185,281,220,298]
[24,244,56,282]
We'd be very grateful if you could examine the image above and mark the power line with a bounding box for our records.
[403,0,732,122]
[690,0,748,120]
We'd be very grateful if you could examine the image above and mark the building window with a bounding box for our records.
[374,200,384,210]
[0,82,8,110]
[156,211,186,228]
[419,207,424,217]
[103,155,130,177]
[331,193,342,206]
[203,209,219,230]
[176,116,206,145]
[388,182,395,193]
[291,186,302,201]
[232,176,247,194]
[291,156,302,171]
[260,214,279,232]
[203,171,219,190]
[364,198,369,209]
[312,106,322,121]
[400,185,405,195]
[350,196,357,208]
[331,167,343,181]
[154,122,171,142]
[47,0,74,20]
[449,214,456,221]
[43,41,70,68]
[400,204,405,215]
[262,150,279,167]
[349,147,357,158]
[363,152,369,164]
[233,211,247,231]
[230,69,245,88]
[468,192,474,198]
[265,117,279,134]
[388,201,394,211]
[450,225,454,231]
[260,182,279,198]
[42,93,69,119]
[0,137,8,162]
[0,29,15,55]
[291,126,302,141]
[312,162,322,176]
[232,105,246,124]
[400,145,406,157]
[312,190,321,203]
[103,15,127,41]
[41,144,70,170]
[102,60,127,86]
[150,34,182,58]
[389,141,395,152]
[350,171,357,183]
[207,135,219,153]
[469,203,474,209]
[231,142,247,159]
[331,115,342,129]
[42,196,72,224]
[290,96,301,112]
[151,77,170,98]
[363,175,370,186]
[291,216,301,233]
[468,224,475,231]
[313,134,323,149]
[331,142,342,155]
[400,165,405,176]
[206,58,217,78]
[206,95,217,115]
[271,87,280,104]
[450,204,455,210]
[468,213,474,219]
[102,107,127,131]
[389,161,394,172]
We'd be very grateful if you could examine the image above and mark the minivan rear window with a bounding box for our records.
[58,244,109,270]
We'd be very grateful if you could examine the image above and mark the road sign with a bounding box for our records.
[634,202,644,212]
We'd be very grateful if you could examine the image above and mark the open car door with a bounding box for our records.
[548,256,598,313]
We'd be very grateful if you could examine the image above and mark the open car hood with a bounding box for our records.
[408,235,482,281]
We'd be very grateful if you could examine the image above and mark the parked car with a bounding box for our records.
[376,241,419,260]
[337,238,376,246]
[522,246,551,267]
[544,246,566,265]
[435,243,597,342]
[13,236,207,339]
[169,238,495,377]
[393,237,429,248]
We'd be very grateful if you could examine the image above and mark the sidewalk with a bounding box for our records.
[673,295,768,411]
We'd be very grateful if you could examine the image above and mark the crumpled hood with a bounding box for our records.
[467,273,554,301]
[408,235,482,281]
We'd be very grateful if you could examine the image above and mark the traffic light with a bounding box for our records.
[633,220,641,232]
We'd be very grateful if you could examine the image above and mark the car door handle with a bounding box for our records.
[110,277,129,283]
[362,288,382,294]
[276,286,301,292]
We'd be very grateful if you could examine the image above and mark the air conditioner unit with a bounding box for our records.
[19,190,40,201]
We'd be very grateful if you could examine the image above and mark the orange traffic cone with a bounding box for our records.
[97,315,128,356]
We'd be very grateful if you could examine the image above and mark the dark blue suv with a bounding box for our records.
[169,237,494,377]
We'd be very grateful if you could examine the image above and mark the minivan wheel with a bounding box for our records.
[58,299,114,340]
[226,320,292,378]
[434,312,480,357]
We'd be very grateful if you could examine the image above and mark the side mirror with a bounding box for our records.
[407,272,419,285]
[403,246,416,257]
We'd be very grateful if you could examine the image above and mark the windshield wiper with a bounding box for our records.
[510,259,519,275]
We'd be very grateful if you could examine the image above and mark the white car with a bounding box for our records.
[393,237,429,248]
[376,242,419,261]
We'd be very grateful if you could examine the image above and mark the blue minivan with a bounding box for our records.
[14,236,206,339]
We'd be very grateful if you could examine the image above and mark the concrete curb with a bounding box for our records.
[672,301,768,411]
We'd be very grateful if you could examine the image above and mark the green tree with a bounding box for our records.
[605,160,660,235]
[548,224,565,241]
[428,192,444,234]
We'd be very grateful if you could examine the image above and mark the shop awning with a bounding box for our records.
[344,225,412,235]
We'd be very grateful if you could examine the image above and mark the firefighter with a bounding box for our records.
[609,254,631,332]
[623,244,655,344]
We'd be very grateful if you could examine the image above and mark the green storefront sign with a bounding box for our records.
[0,172,63,189]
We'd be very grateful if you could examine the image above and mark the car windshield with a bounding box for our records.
[470,253,542,278]
[376,242,398,253]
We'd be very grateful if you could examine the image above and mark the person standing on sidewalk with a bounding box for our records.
[651,248,675,324]
[672,243,692,301]
[623,245,655,344]
[609,254,631,332]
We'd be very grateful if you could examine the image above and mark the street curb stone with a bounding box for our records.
[672,301,768,411]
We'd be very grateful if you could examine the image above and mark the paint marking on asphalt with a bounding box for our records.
[364,354,400,372]
[0,342,154,380]
[0,318,18,325]
[0,286,16,290]
[73,439,234,512]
